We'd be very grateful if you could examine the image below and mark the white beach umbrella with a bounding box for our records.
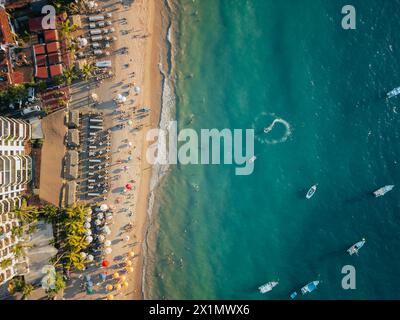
[41,265,55,275]
[105,247,112,254]
[86,217,92,223]
[87,254,94,262]
[134,86,141,94]
[84,222,91,229]
[104,240,111,247]
[86,236,93,243]
[98,234,105,242]
[106,215,113,221]
[85,229,92,236]
[103,226,111,235]
[41,274,56,290]
[91,93,98,101]
[97,212,104,219]
[78,37,88,48]
[100,204,109,212]
[87,208,92,216]
[80,252,87,259]
[95,219,102,226]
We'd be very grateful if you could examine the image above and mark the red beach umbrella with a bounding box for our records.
[125,183,132,190]
[101,260,110,268]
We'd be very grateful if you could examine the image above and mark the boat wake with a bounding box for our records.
[252,112,292,145]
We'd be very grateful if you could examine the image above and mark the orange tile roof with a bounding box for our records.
[33,43,46,55]
[36,66,48,79]
[49,64,63,77]
[44,30,59,43]
[48,53,61,65]
[46,42,60,53]
[0,9,15,45]
[35,54,47,66]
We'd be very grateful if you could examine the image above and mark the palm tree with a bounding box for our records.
[46,272,66,300]
[81,62,95,81]
[64,251,86,270]
[21,283,34,300]
[0,258,12,269]
[14,199,39,224]
[58,19,78,39]
[40,205,59,224]
[63,66,78,85]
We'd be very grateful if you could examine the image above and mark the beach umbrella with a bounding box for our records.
[105,247,112,254]
[86,217,92,223]
[100,204,109,212]
[87,281,94,287]
[104,240,112,247]
[87,287,94,294]
[81,252,87,259]
[106,294,114,300]
[126,267,134,273]
[115,283,122,290]
[91,93,99,101]
[106,284,113,291]
[128,251,135,258]
[103,226,111,235]
[123,166,128,171]
[100,273,107,281]
[124,235,130,242]
[125,183,132,190]
[101,260,110,268]
[95,219,102,226]
[134,86,141,94]
[98,234,105,242]
[126,260,132,267]
[87,254,94,262]
[41,265,56,275]
[98,212,104,219]
[113,272,120,280]
[85,229,92,236]
[122,281,129,289]
[84,222,91,229]
[86,236,93,243]
[120,275,127,282]
[128,120,133,126]
[85,274,91,281]
[106,215,113,221]
[41,274,56,290]
[87,208,92,216]
[78,37,88,47]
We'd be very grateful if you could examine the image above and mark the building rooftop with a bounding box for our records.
[49,64,63,78]
[0,9,15,45]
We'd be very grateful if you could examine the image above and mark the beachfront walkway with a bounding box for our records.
[61,0,159,300]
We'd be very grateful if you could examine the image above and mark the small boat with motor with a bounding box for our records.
[306,184,318,199]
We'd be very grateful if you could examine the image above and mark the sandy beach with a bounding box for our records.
[59,0,166,300]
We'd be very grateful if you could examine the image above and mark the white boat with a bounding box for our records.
[301,281,319,295]
[258,281,278,294]
[347,238,366,256]
[373,185,394,197]
[248,156,257,163]
[387,87,400,99]
[306,184,317,199]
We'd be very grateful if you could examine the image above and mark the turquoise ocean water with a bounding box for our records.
[145,0,400,299]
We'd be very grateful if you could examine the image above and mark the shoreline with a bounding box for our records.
[132,0,170,300]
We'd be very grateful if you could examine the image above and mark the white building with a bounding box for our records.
[0,117,32,285]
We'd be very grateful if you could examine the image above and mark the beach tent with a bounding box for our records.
[68,129,80,148]
[68,110,80,128]
[66,181,77,206]
[101,260,109,267]
[66,150,79,180]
